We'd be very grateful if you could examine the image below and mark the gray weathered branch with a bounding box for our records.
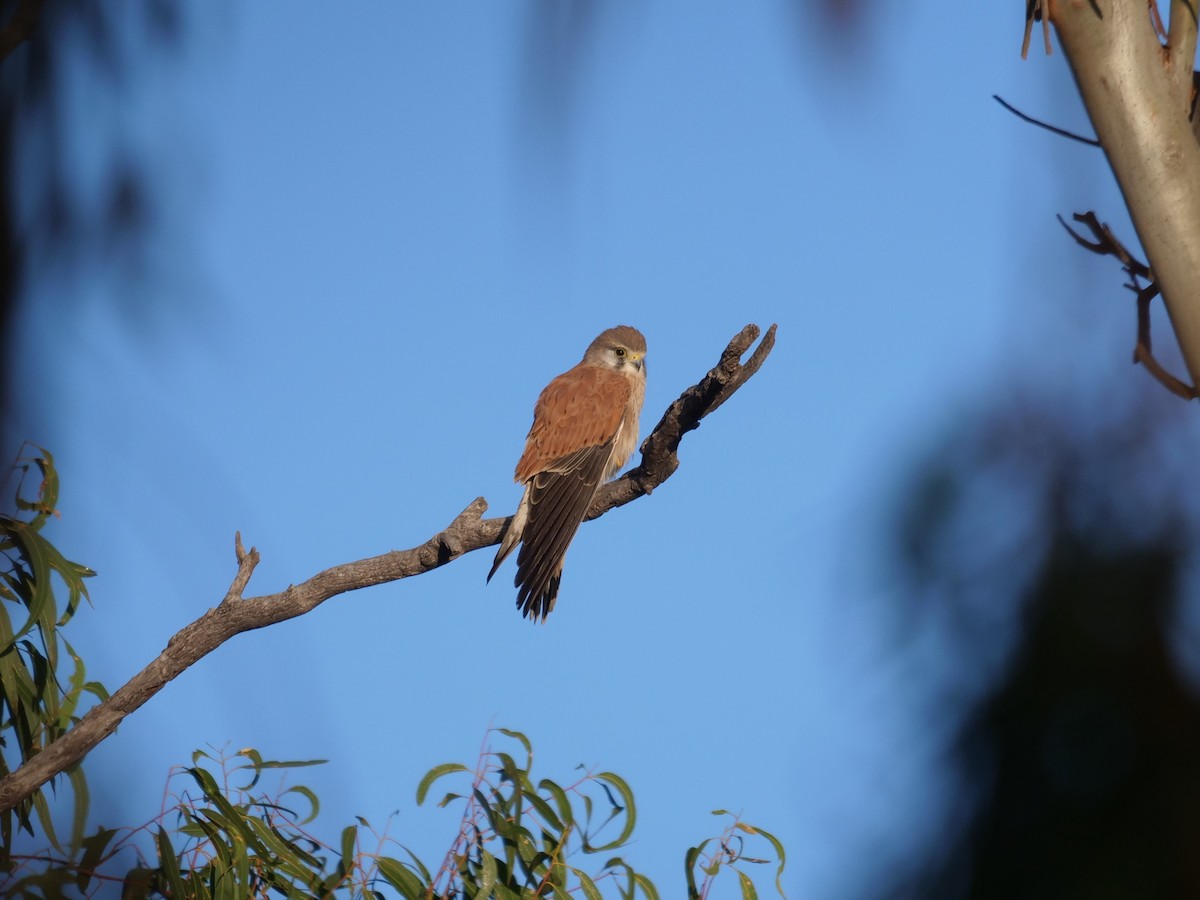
[0,323,776,815]
[1044,0,1200,392]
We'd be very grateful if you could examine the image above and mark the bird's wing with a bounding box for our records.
[507,364,633,619]
[513,432,619,619]
[515,364,632,482]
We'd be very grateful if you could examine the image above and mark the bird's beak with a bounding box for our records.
[631,355,645,373]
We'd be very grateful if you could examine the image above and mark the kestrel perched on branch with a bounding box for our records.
[488,325,647,621]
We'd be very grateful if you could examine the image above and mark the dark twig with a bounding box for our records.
[589,323,776,516]
[993,95,1101,147]
[0,324,777,814]
[1058,212,1199,400]
[1058,212,1152,278]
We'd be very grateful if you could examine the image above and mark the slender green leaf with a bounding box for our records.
[586,772,636,852]
[192,813,236,870]
[478,848,498,896]
[122,865,155,899]
[538,779,573,831]
[491,881,523,900]
[397,845,432,882]
[281,784,321,825]
[75,827,117,892]
[633,872,661,900]
[339,824,357,874]
[496,727,532,765]
[31,450,60,527]
[571,866,603,900]
[254,757,328,770]
[234,747,265,789]
[30,784,60,851]
[415,762,467,805]
[743,822,787,897]
[37,536,92,625]
[231,829,251,891]
[496,752,526,782]
[525,789,563,833]
[243,816,322,873]
[685,842,708,900]
[155,826,188,898]
[737,869,759,900]
[84,679,110,702]
[8,525,53,641]
[376,857,426,899]
[473,787,509,839]
[212,868,238,900]
[66,764,89,850]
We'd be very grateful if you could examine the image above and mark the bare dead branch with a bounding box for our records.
[1133,342,1200,398]
[992,95,1101,146]
[219,533,260,607]
[0,323,777,815]
[1057,211,1198,399]
[1134,281,1160,358]
[588,323,776,516]
[1057,211,1152,278]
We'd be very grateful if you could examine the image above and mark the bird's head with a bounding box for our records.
[585,325,647,375]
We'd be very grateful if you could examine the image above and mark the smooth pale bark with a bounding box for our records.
[1053,0,1200,390]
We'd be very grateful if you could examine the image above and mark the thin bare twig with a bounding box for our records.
[1058,212,1199,400]
[0,324,777,815]
[992,95,1101,146]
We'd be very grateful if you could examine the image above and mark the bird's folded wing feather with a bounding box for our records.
[515,365,632,482]
[514,436,616,617]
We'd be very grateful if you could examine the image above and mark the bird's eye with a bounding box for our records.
[614,347,626,358]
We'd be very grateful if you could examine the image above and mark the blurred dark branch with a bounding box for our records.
[1059,211,1198,400]
[0,0,43,63]
[0,324,777,815]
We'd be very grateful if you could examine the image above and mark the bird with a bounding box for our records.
[488,325,647,621]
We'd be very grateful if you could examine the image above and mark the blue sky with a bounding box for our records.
[7,2,1166,895]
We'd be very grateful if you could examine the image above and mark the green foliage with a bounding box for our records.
[685,811,787,900]
[412,726,655,899]
[119,730,783,899]
[0,446,105,858]
[0,454,787,897]
[3,734,786,898]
